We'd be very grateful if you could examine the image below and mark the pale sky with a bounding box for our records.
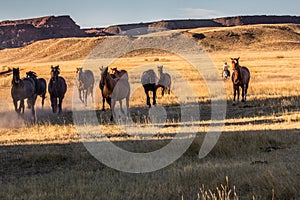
[0,0,299,28]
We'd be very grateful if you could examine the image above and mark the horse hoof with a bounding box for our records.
[232,102,236,106]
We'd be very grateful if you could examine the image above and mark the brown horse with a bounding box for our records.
[100,66,130,121]
[99,66,116,111]
[231,57,250,105]
[157,66,171,96]
[76,67,94,106]
[111,67,128,79]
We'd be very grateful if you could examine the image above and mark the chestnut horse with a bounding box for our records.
[111,67,128,79]
[100,66,130,121]
[231,57,250,105]
[99,66,116,111]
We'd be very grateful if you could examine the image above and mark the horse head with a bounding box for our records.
[157,66,163,74]
[111,67,118,73]
[100,66,109,85]
[26,71,37,79]
[231,57,241,84]
[12,68,20,85]
[51,65,60,81]
[76,67,84,88]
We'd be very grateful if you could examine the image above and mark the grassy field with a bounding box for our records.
[0,24,299,199]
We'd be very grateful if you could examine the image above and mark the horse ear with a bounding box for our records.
[237,57,240,60]
[230,58,234,61]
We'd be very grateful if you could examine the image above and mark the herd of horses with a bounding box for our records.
[11,66,67,122]
[9,58,250,122]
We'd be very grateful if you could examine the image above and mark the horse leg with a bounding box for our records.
[119,100,125,114]
[13,99,19,113]
[145,89,151,107]
[126,94,130,117]
[20,99,25,114]
[241,85,246,102]
[110,99,116,121]
[58,97,63,114]
[101,91,105,111]
[153,87,157,106]
[51,96,57,113]
[91,86,94,103]
[84,89,88,106]
[244,84,249,102]
[237,86,240,103]
[30,96,37,123]
[41,93,46,108]
[232,85,237,106]
[161,86,165,97]
[78,89,83,103]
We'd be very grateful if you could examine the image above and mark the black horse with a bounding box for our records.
[11,68,37,121]
[26,71,46,108]
[48,65,67,114]
[141,69,158,107]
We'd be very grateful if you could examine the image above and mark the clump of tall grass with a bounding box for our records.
[195,176,239,200]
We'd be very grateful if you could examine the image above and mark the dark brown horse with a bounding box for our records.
[26,71,46,108]
[231,57,250,105]
[141,69,158,107]
[11,68,37,121]
[76,67,94,106]
[48,65,67,114]
[111,67,128,79]
[99,66,116,111]
[157,66,171,96]
[100,66,130,121]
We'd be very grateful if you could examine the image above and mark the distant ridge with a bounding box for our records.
[0,15,299,49]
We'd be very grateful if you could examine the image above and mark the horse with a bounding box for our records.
[231,57,250,105]
[26,71,46,108]
[222,69,230,80]
[48,65,67,114]
[111,67,128,79]
[100,66,130,121]
[11,68,37,121]
[76,67,94,106]
[141,69,158,107]
[157,66,171,96]
[99,66,116,111]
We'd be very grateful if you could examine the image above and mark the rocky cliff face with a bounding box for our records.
[102,15,300,35]
[0,15,86,49]
[1,15,299,49]
[213,15,300,26]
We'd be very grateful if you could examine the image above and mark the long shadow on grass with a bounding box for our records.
[0,128,298,186]
[0,95,299,127]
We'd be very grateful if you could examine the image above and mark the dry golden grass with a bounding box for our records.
[0,24,299,199]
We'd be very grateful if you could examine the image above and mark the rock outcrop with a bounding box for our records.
[1,15,299,49]
[0,15,86,49]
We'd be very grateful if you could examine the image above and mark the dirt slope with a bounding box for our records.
[0,24,299,65]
